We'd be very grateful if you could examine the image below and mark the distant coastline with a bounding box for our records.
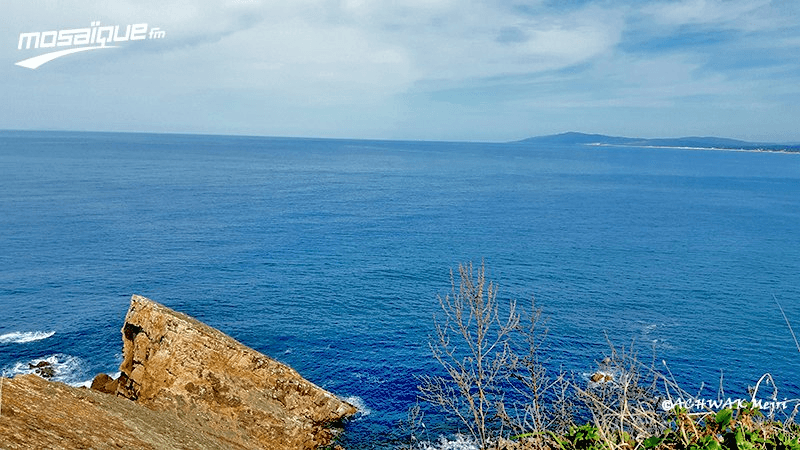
[585,142,800,154]
[516,132,800,154]
[2,129,798,153]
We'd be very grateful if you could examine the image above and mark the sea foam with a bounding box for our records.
[419,434,479,450]
[0,330,55,344]
[1,353,85,385]
[342,395,372,418]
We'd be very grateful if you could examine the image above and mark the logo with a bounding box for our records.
[16,21,166,69]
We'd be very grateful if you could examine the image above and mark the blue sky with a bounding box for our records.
[1,0,799,142]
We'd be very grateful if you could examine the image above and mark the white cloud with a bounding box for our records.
[41,0,621,104]
[1,0,623,101]
[642,0,771,28]
[328,1,624,80]
[1,0,798,140]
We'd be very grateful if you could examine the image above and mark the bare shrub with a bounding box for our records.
[417,262,576,448]
[415,262,800,450]
[573,339,669,446]
[500,298,577,437]
[417,261,520,448]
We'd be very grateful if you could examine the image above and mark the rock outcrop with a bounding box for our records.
[590,371,613,383]
[114,294,356,449]
[0,374,235,449]
[0,294,356,449]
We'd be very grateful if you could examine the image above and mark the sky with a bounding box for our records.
[1,0,799,142]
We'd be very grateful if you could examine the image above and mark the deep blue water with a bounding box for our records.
[1,130,799,448]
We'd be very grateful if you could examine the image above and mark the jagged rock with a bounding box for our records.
[114,294,356,449]
[0,294,356,449]
[36,366,55,379]
[0,374,234,449]
[28,361,55,379]
[90,373,119,394]
[590,371,613,383]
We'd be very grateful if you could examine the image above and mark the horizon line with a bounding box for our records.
[1,127,798,147]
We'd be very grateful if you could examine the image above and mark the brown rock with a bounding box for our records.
[28,361,55,379]
[90,373,120,394]
[0,294,355,450]
[90,372,111,390]
[590,372,613,383]
[0,374,237,449]
[114,294,356,449]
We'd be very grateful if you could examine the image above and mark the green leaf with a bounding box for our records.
[716,409,733,428]
[511,432,536,440]
[702,436,722,450]
[736,428,745,444]
[643,436,663,449]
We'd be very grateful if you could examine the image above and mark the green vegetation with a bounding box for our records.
[406,262,800,450]
[641,404,800,450]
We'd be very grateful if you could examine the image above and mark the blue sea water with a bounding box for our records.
[1,130,799,448]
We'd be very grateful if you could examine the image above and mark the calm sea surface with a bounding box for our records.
[1,131,799,448]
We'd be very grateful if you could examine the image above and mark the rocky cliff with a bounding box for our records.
[0,374,237,449]
[0,294,356,449]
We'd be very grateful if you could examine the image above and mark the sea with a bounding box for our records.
[1,130,799,449]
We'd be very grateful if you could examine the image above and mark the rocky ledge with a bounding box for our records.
[0,294,356,449]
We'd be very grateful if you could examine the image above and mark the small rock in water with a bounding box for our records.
[29,361,50,369]
[29,361,55,379]
[591,372,613,383]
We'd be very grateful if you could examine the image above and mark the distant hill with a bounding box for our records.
[515,132,800,152]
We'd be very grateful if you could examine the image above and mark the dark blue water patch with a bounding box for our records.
[1,131,799,448]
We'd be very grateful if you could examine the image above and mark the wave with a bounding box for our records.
[352,371,385,385]
[1,353,85,385]
[0,330,55,344]
[342,395,372,418]
[418,435,479,450]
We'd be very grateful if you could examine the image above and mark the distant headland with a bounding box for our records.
[514,132,800,153]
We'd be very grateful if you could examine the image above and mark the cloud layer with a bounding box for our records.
[1,0,798,141]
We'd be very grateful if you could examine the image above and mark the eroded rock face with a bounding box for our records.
[114,294,356,449]
[90,372,119,394]
[0,295,355,450]
[0,374,237,449]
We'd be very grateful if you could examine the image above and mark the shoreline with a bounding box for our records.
[585,142,800,154]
